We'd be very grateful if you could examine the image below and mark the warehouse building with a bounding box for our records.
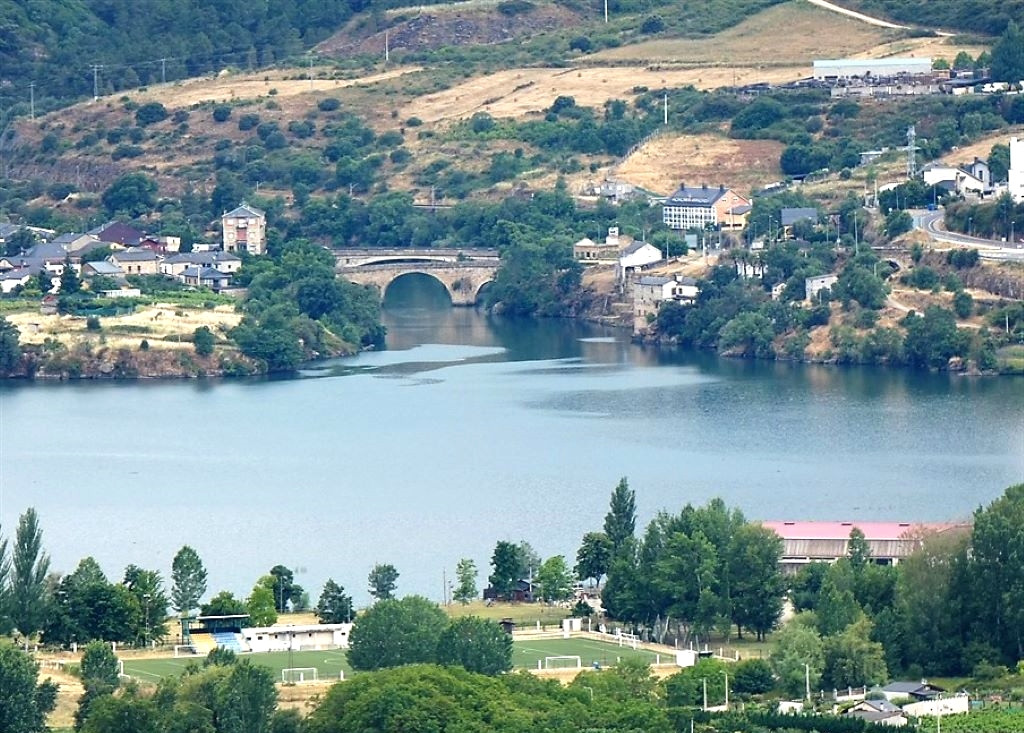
[813,58,933,80]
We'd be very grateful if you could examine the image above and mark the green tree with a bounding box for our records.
[268,565,303,612]
[122,564,169,645]
[314,579,353,623]
[731,658,775,694]
[247,580,278,626]
[791,562,829,612]
[0,317,21,376]
[171,546,207,615]
[453,559,478,605]
[59,257,81,295]
[953,290,973,319]
[367,563,399,601]
[823,615,888,689]
[575,531,612,585]
[0,642,58,733]
[604,477,636,554]
[847,527,871,570]
[488,541,519,599]
[200,591,246,617]
[969,483,1024,663]
[884,209,913,238]
[4,228,36,256]
[816,572,861,636]
[76,640,120,730]
[215,661,277,733]
[991,21,1024,83]
[436,616,512,675]
[989,143,1010,182]
[193,326,215,356]
[728,523,784,640]
[771,614,824,698]
[10,508,50,636]
[536,555,574,603]
[101,173,158,218]
[347,596,448,671]
[80,692,159,733]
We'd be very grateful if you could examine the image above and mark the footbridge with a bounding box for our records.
[335,249,500,306]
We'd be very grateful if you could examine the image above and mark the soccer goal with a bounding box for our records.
[282,667,319,684]
[117,660,130,680]
[617,632,639,649]
[543,656,582,670]
[173,645,196,658]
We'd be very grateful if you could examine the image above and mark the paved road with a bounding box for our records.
[913,209,1024,262]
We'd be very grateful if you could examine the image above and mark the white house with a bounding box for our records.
[242,623,352,653]
[618,241,662,277]
[845,699,909,727]
[632,274,699,333]
[922,163,989,196]
[1009,137,1024,203]
[805,273,838,302]
[0,268,33,294]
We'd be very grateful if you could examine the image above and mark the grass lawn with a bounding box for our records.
[446,600,572,629]
[512,638,662,670]
[122,648,351,683]
[120,636,666,682]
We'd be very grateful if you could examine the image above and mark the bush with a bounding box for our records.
[238,113,261,131]
[569,36,592,53]
[953,290,974,318]
[496,0,534,15]
[318,97,341,112]
[640,15,665,33]
[212,104,232,122]
[85,316,101,331]
[135,102,168,126]
[193,326,215,356]
[405,116,423,127]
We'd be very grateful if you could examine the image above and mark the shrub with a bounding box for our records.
[193,326,215,356]
[135,102,168,126]
[569,36,592,53]
[496,0,534,15]
[405,117,423,127]
[640,15,665,33]
[318,97,341,112]
[238,113,261,131]
[85,316,101,331]
[953,290,974,318]
[212,104,232,122]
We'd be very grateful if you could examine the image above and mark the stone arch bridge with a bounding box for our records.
[335,249,499,306]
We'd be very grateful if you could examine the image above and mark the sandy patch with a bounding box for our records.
[405,67,809,123]
[113,67,421,109]
[616,133,784,196]
[940,126,1024,167]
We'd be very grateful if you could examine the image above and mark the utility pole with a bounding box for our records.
[308,54,313,89]
[603,0,608,23]
[161,58,167,84]
[92,64,103,102]
[385,31,390,63]
[663,93,668,125]
[28,83,35,120]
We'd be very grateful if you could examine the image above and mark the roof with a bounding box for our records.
[573,237,597,248]
[664,185,728,208]
[638,276,672,286]
[621,241,654,255]
[164,252,242,265]
[761,521,949,541]
[111,248,159,262]
[0,222,23,238]
[846,710,906,723]
[854,699,902,713]
[244,623,350,634]
[83,261,124,275]
[0,267,32,281]
[883,681,945,695]
[182,266,229,278]
[678,276,698,286]
[814,57,932,68]
[781,208,819,226]
[728,204,752,215]
[223,202,265,219]
[89,221,143,245]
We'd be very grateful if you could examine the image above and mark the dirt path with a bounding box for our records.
[803,0,907,30]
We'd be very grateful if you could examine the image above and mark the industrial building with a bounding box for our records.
[812,58,933,80]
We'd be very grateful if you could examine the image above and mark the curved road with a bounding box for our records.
[913,209,1024,262]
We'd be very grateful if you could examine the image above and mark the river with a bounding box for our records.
[0,274,1021,606]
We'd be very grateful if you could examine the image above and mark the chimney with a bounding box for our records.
[702,182,707,190]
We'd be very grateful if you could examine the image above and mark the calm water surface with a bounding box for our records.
[1,275,1021,605]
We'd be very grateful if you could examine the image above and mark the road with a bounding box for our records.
[913,209,1024,262]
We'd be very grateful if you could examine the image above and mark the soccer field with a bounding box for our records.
[120,637,661,682]
[122,649,351,683]
[512,638,662,670]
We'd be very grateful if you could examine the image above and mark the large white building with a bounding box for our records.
[1009,137,1024,203]
[812,57,932,80]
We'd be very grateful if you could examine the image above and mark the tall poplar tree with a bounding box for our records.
[171,546,208,615]
[604,477,636,554]
[10,508,49,636]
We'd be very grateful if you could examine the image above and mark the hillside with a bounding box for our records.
[839,0,1024,35]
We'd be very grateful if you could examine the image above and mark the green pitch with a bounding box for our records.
[122,649,351,683]
[121,638,662,682]
[512,638,662,670]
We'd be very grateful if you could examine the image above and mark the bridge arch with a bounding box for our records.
[340,262,498,307]
[382,271,454,306]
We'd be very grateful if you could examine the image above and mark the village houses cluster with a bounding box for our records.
[0,203,266,298]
